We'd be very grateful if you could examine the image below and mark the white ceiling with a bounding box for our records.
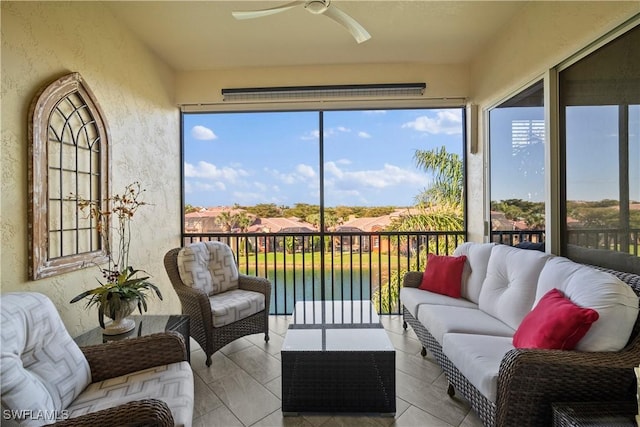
[108,1,527,71]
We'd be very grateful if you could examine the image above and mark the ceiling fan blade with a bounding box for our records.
[323,5,371,43]
[232,1,304,20]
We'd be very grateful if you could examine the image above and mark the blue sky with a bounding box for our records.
[183,109,464,208]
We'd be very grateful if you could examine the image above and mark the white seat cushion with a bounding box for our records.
[417,305,514,345]
[0,293,91,425]
[479,245,551,330]
[442,333,515,403]
[400,287,477,318]
[453,242,496,304]
[536,256,639,351]
[177,241,239,295]
[210,289,265,327]
[67,361,194,427]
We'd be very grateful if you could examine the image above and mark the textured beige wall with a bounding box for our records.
[176,63,469,106]
[1,2,182,336]
[465,2,640,244]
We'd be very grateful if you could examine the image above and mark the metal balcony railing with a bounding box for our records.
[182,228,639,314]
[490,230,545,246]
[566,228,640,255]
[183,230,466,315]
[491,228,640,256]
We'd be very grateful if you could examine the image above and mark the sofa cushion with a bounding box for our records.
[67,361,194,427]
[210,289,265,327]
[419,254,467,298]
[0,292,91,424]
[479,245,551,330]
[513,288,599,350]
[418,305,515,345]
[536,256,639,351]
[400,287,478,318]
[453,242,496,304]
[177,241,239,295]
[442,333,515,403]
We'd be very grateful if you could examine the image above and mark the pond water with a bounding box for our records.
[266,269,376,315]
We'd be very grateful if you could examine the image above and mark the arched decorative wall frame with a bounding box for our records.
[28,72,111,280]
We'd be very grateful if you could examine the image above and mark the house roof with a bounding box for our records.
[248,217,317,233]
[339,216,394,232]
[185,207,250,218]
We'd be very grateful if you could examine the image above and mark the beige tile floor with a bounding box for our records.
[190,315,484,427]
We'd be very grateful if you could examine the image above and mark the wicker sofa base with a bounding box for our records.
[403,307,497,426]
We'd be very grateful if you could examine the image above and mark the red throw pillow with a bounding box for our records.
[419,254,467,298]
[513,288,599,350]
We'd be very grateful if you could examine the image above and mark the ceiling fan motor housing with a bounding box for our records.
[305,0,330,14]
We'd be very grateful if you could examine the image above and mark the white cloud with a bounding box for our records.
[301,127,351,140]
[253,182,268,192]
[191,125,217,140]
[301,130,320,140]
[324,161,428,189]
[232,191,269,204]
[196,181,226,191]
[296,164,316,178]
[184,161,248,183]
[363,110,387,115]
[358,131,371,138]
[267,163,316,184]
[402,110,462,135]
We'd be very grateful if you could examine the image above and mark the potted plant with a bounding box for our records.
[70,182,162,335]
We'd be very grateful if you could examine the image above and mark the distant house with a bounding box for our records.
[336,215,396,253]
[247,217,317,252]
[184,207,256,233]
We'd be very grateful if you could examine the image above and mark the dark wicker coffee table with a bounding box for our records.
[281,300,396,415]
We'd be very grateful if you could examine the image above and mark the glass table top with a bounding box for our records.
[282,300,394,352]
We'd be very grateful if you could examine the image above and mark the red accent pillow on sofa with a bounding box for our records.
[419,254,467,298]
[513,288,599,350]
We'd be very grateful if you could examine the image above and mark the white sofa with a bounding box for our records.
[400,243,640,427]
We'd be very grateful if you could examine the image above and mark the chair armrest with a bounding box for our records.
[238,274,271,295]
[54,399,174,427]
[402,271,423,288]
[239,274,272,315]
[496,339,639,426]
[81,331,188,382]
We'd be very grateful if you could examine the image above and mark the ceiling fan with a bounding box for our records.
[232,0,371,44]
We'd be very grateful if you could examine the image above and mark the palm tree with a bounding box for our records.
[235,212,253,232]
[373,146,464,313]
[414,146,463,207]
[234,212,253,255]
[215,211,234,232]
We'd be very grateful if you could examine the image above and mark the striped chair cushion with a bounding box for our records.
[210,289,265,327]
[0,292,91,425]
[66,361,194,427]
[177,241,239,295]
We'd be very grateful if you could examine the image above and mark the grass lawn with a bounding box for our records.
[236,251,399,272]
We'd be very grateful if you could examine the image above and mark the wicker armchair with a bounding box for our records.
[164,242,271,366]
[58,333,189,427]
[0,292,193,427]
